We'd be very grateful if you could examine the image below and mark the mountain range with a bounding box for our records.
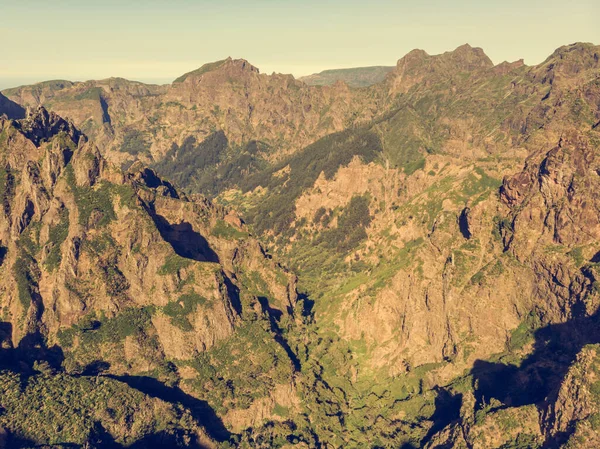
[298,66,395,87]
[1,42,600,448]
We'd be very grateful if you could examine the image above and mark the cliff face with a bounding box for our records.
[1,42,599,448]
[212,43,600,447]
[0,108,302,446]
[3,59,381,172]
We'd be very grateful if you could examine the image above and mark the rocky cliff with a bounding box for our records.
[213,42,600,447]
[1,42,599,448]
[3,59,381,172]
[0,107,303,447]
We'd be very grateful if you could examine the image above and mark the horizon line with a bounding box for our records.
[1,41,597,92]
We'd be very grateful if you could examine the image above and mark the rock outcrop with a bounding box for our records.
[1,42,599,448]
[0,108,301,445]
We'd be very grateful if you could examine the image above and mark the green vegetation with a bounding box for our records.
[158,253,192,275]
[0,167,6,204]
[74,87,103,101]
[19,221,42,255]
[568,247,585,267]
[508,311,541,352]
[153,133,269,197]
[82,232,116,256]
[0,165,13,222]
[211,219,247,240]
[498,434,542,449]
[316,195,372,252]
[273,403,290,418]
[185,321,294,414]
[242,128,381,233]
[54,131,78,152]
[65,165,116,227]
[100,257,130,298]
[76,182,116,226]
[14,251,37,310]
[0,128,9,150]
[313,207,327,224]
[110,183,139,209]
[58,307,154,348]
[155,133,226,180]
[162,292,207,331]
[2,80,72,97]
[44,207,70,272]
[239,270,271,299]
[300,65,394,88]
[404,156,426,175]
[120,129,150,155]
[0,370,199,446]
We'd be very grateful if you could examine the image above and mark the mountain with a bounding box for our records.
[1,42,600,448]
[299,65,395,87]
[0,92,25,119]
[3,58,382,174]
[0,107,305,447]
[214,42,600,447]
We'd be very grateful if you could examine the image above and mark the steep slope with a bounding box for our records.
[2,42,599,448]
[216,42,600,447]
[0,92,25,119]
[299,66,394,87]
[0,108,305,446]
[3,58,382,173]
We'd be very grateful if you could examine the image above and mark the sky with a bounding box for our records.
[1,0,599,90]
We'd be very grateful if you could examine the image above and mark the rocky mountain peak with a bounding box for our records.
[224,57,259,73]
[388,43,493,94]
[448,43,494,69]
[543,42,600,74]
[15,105,81,147]
[492,58,526,75]
[527,42,600,87]
[394,43,492,73]
[395,48,429,68]
[172,57,260,84]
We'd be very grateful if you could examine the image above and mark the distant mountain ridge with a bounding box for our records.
[2,41,600,448]
[299,65,395,87]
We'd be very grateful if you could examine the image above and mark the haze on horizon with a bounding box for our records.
[1,0,598,90]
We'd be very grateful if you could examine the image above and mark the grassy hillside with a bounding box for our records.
[299,66,394,87]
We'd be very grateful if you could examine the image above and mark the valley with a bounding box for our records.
[1,41,600,448]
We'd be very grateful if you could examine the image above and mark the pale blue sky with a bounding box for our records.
[1,0,598,89]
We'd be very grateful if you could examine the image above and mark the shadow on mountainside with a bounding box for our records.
[471,306,600,410]
[104,374,231,443]
[468,305,600,448]
[0,245,7,266]
[141,200,219,264]
[257,296,302,372]
[0,93,26,120]
[151,214,219,263]
[3,420,210,449]
[125,430,210,449]
[0,323,213,448]
[0,322,64,374]
[223,275,242,315]
[87,421,211,449]
[420,387,463,447]
[417,301,600,448]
